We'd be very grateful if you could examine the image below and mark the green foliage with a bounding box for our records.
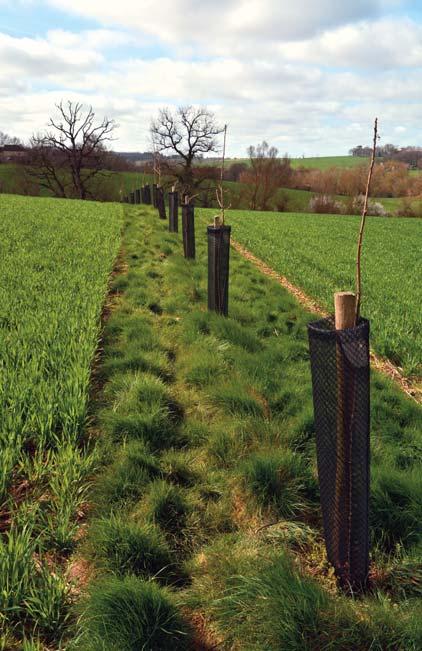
[76,576,189,651]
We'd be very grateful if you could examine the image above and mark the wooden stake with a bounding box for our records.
[334,290,357,584]
[335,292,356,330]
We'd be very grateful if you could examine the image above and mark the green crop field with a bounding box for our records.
[199,209,422,377]
[289,155,370,170]
[198,155,369,170]
[0,194,121,647]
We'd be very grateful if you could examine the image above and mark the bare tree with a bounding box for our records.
[28,101,117,199]
[150,106,223,197]
[0,131,22,147]
[240,141,291,210]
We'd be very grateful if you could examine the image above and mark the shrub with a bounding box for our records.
[308,194,343,214]
[353,194,388,216]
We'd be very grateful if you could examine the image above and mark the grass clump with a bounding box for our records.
[94,441,160,510]
[242,449,309,517]
[142,480,191,537]
[371,464,422,551]
[101,373,182,449]
[76,575,189,651]
[88,516,175,582]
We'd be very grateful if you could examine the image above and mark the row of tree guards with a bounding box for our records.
[122,184,230,316]
[122,118,378,593]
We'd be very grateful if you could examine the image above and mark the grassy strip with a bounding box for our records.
[73,205,421,650]
[0,195,122,649]
[199,208,422,378]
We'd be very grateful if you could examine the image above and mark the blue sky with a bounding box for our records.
[1,0,422,155]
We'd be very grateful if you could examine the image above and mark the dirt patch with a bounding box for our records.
[182,608,224,651]
[231,238,421,405]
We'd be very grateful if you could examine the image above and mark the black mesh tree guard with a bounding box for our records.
[207,225,231,316]
[307,317,370,592]
[157,187,166,219]
[144,185,151,205]
[129,191,135,204]
[182,204,195,259]
[168,191,179,232]
[152,183,158,208]
[135,188,141,204]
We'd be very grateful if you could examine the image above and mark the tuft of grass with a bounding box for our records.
[76,575,190,651]
[242,449,310,517]
[101,373,182,449]
[371,464,422,551]
[88,516,176,582]
[142,480,191,537]
[210,384,264,418]
[94,441,161,510]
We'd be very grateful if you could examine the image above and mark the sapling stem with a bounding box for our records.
[355,118,378,324]
[214,124,228,227]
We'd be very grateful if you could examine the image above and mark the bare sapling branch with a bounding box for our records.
[355,118,378,324]
[214,124,228,226]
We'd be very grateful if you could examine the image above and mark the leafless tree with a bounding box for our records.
[0,131,22,147]
[28,101,117,199]
[240,141,291,210]
[150,106,223,197]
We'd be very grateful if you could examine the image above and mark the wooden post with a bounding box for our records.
[334,290,356,586]
[335,292,356,330]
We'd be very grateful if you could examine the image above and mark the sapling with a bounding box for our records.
[335,118,378,326]
[214,124,229,227]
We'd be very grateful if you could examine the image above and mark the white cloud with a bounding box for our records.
[46,0,390,50]
[0,1,421,154]
[278,18,422,69]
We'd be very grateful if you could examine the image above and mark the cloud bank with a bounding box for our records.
[0,0,420,154]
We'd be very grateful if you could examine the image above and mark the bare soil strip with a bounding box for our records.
[231,238,421,405]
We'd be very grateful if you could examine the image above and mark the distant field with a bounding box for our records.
[289,155,370,170]
[200,208,422,377]
[198,155,370,170]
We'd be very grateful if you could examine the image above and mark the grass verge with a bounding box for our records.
[73,204,421,650]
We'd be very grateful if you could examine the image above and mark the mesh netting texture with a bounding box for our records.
[308,317,370,590]
[157,188,166,219]
[152,184,158,208]
[144,185,151,205]
[168,191,179,232]
[182,205,195,259]
[207,225,231,316]
[135,189,141,204]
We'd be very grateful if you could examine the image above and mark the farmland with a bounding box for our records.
[70,204,421,650]
[0,195,420,649]
[197,155,370,170]
[0,194,121,647]
[201,209,422,378]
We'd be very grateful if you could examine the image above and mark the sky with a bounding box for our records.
[1,0,422,156]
